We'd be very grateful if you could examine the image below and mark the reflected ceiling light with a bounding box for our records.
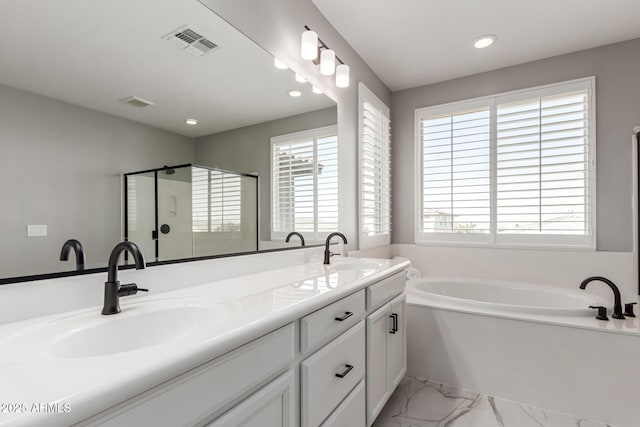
[335,64,350,88]
[312,86,323,94]
[301,25,349,89]
[474,35,497,49]
[288,90,302,97]
[185,118,198,125]
[320,49,336,76]
[274,58,288,70]
[301,30,318,60]
[295,73,307,83]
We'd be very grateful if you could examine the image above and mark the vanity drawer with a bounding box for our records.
[367,271,405,311]
[301,321,365,427]
[320,380,365,427]
[300,289,365,354]
[84,324,294,427]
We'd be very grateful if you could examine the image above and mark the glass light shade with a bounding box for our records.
[335,64,350,88]
[274,58,288,70]
[295,73,307,83]
[301,30,318,60]
[320,49,336,76]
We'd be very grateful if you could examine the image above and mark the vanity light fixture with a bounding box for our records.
[295,73,307,83]
[474,34,497,49]
[312,86,323,94]
[288,90,302,97]
[185,118,198,125]
[301,30,318,60]
[301,25,349,88]
[274,58,289,70]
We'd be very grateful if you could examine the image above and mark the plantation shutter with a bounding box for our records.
[210,170,242,232]
[496,88,591,244]
[271,126,338,240]
[359,83,391,249]
[418,106,491,240]
[192,167,209,232]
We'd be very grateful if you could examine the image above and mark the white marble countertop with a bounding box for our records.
[0,256,410,426]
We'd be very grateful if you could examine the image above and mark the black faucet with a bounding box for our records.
[102,242,148,315]
[59,239,86,271]
[285,231,305,246]
[324,232,348,265]
[579,276,624,319]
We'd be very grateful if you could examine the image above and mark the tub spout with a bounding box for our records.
[579,276,624,319]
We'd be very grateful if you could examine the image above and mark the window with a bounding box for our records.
[271,126,338,241]
[359,83,391,249]
[192,167,242,233]
[416,78,595,248]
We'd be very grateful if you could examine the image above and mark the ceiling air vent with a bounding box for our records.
[120,96,155,108]
[163,25,219,57]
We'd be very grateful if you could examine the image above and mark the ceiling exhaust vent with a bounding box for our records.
[163,25,219,57]
[120,96,155,108]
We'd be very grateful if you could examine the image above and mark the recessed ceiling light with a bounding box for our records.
[312,86,323,94]
[288,90,302,97]
[474,35,497,49]
[185,118,198,125]
[295,73,307,83]
[274,58,288,70]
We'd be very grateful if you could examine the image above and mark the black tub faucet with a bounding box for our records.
[580,276,624,319]
[285,231,305,246]
[59,239,86,271]
[102,242,148,315]
[324,232,348,265]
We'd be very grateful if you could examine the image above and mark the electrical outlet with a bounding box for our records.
[27,224,47,237]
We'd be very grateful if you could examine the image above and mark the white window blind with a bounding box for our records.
[359,83,391,249]
[415,78,595,248]
[271,126,338,241]
[192,167,243,233]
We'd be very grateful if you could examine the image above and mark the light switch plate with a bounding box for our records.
[27,224,47,237]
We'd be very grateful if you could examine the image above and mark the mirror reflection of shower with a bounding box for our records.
[125,164,258,262]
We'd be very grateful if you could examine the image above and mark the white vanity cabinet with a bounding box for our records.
[365,273,407,426]
[75,267,407,427]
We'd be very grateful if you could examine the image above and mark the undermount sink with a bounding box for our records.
[2,297,237,359]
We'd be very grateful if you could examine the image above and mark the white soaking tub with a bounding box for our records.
[406,277,608,316]
[405,276,640,427]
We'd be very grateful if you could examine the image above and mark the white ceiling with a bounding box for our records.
[313,0,640,91]
[0,0,334,138]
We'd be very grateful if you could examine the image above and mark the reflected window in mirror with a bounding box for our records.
[271,125,339,242]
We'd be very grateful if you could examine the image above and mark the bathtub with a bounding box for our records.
[407,277,609,316]
[405,277,640,427]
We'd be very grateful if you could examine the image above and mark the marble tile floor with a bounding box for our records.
[372,376,615,427]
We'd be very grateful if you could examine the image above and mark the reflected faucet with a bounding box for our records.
[59,239,86,271]
[102,242,148,315]
[324,232,348,265]
[579,276,624,319]
[285,232,305,247]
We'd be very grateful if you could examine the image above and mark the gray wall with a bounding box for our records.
[195,106,337,240]
[0,84,194,278]
[392,38,640,252]
[198,0,392,251]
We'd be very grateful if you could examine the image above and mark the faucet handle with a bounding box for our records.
[588,306,609,321]
[624,302,637,317]
[118,283,149,297]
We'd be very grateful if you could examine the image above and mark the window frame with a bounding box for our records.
[358,83,392,249]
[414,77,596,250]
[270,125,339,242]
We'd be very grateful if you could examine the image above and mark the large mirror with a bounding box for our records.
[0,0,337,282]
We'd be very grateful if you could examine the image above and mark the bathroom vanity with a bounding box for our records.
[0,256,409,427]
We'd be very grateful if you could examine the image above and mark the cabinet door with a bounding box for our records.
[205,370,295,427]
[388,293,406,391]
[321,380,366,427]
[366,304,390,426]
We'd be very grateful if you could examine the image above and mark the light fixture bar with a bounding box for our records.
[304,25,346,66]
